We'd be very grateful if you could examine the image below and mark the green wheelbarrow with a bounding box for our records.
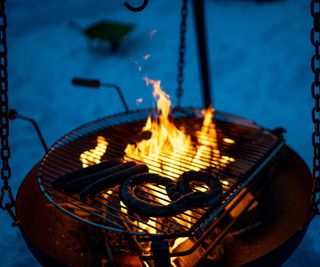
[70,20,134,52]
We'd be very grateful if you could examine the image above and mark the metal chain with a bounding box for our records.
[176,0,188,107]
[0,0,16,223]
[311,0,320,203]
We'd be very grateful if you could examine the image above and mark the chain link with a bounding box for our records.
[0,0,16,221]
[176,0,188,107]
[311,0,320,201]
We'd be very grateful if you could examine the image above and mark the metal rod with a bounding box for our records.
[71,78,129,113]
[151,240,172,267]
[17,115,48,152]
[8,109,48,152]
[43,156,198,233]
[102,83,129,113]
[193,0,212,108]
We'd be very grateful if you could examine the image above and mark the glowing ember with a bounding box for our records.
[223,138,235,144]
[136,98,144,105]
[222,180,229,186]
[79,136,108,168]
[134,60,143,72]
[148,29,157,38]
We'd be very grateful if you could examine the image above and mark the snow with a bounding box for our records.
[0,0,318,266]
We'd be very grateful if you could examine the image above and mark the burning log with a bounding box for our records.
[80,164,149,201]
[227,189,260,230]
[171,229,225,267]
[52,158,123,189]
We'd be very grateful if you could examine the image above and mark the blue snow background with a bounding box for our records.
[0,0,319,266]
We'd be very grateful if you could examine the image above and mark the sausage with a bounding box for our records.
[175,171,223,206]
[120,172,223,217]
[52,158,123,189]
[120,173,206,217]
[61,162,137,194]
[80,165,149,201]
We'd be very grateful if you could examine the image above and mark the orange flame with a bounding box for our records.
[80,136,108,168]
[82,78,236,258]
[122,78,236,256]
[124,77,235,177]
[125,77,193,178]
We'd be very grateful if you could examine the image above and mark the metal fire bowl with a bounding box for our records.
[15,110,313,267]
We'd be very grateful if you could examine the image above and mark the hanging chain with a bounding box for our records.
[0,0,16,223]
[176,0,188,107]
[311,0,320,203]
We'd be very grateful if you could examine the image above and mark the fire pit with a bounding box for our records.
[15,104,313,267]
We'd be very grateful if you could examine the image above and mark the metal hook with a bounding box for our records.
[124,0,148,12]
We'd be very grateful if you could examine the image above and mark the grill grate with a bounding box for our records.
[38,108,283,244]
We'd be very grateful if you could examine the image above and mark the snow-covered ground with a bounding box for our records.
[0,0,318,266]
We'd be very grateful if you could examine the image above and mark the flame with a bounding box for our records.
[143,54,151,60]
[191,108,235,170]
[222,180,229,186]
[80,78,237,261]
[125,77,193,178]
[79,136,108,168]
[122,78,237,260]
[223,138,235,144]
[125,77,235,177]
[136,98,144,105]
